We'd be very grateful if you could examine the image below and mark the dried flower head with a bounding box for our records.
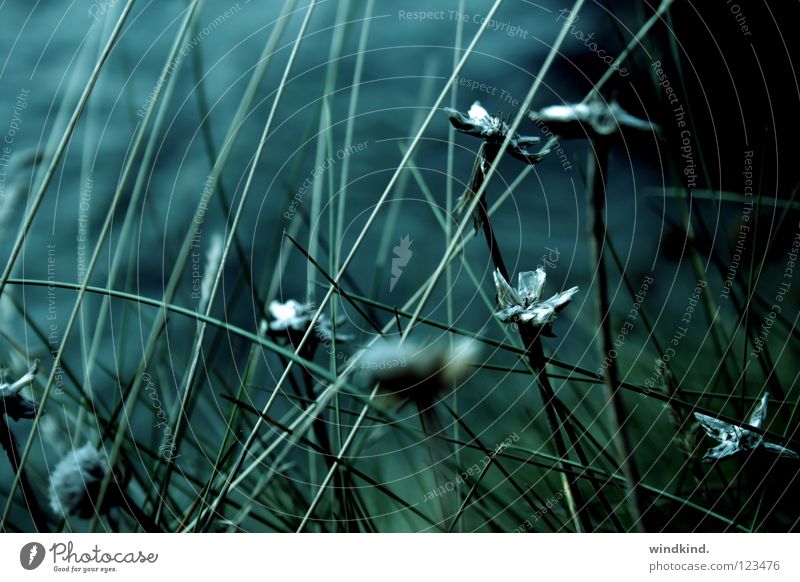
[445,101,547,164]
[362,338,479,405]
[529,97,658,140]
[693,394,799,462]
[268,299,313,331]
[493,268,579,336]
[654,359,699,457]
[0,360,39,421]
[267,299,351,343]
[48,442,110,519]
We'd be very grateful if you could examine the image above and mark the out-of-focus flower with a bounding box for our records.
[266,299,352,343]
[48,443,110,519]
[529,97,658,139]
[493,268,579,336]
[268,299,313,332]
[445,101,547,164]
[693,394,799,462]
[0,360,39,421]
[362,338,479,404]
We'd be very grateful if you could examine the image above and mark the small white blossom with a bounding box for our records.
[493,268,579,335]
[694,394,799,462]
[445,101,547,164]
[268,299,316,333]
[267,299,351,343]
[48,443,110,518]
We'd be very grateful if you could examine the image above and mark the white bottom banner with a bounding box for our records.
[0,534,794,580]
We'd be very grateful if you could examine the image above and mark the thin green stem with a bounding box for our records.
[585,137,645,531]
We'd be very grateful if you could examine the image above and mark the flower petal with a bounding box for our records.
[444,107,482,137]
[513,134,542,149]
[468,101,490,123]
[544,286,580,313]
[493,269,521,310]
[761,441,800,460]
[518,269,546,303]
[693,412,732,440]
[507,146,548,165]
[5,360,39,393]
[269,299,298,322]
[495,305,526,323]
[522,304,556,326]
[747,393,769,429]
[703,440,743,462]
[611,102,659,133]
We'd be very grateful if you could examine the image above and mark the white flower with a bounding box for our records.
[493,268,579,335]
[0,360,39,421]
[363,338,479,403]
[444,101,546,164]
[268,299,316,332]
[48,443,110,518]
[693,394,799,462]
[267,299,351,343]
[529,97,658,139]
[462,101,505,138]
